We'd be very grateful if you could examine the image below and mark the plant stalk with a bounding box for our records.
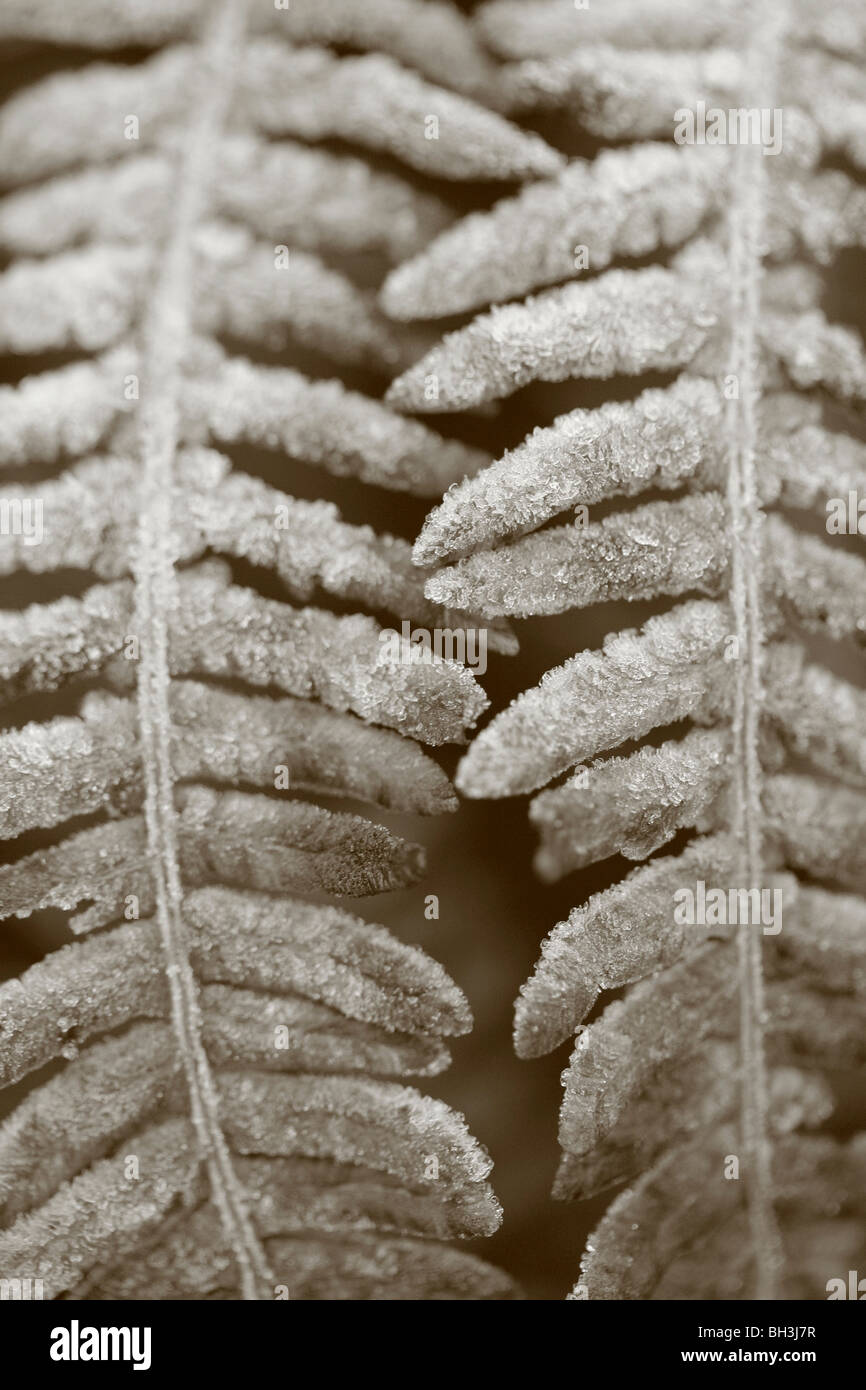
[724,8,786,1300]
[132,0,273,1300]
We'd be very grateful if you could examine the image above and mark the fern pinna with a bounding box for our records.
[0,0,564,1301]
[384,0,866,1299]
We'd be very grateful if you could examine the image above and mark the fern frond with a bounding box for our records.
[397,0,866,1299]
[0,891,475,1086]
[764,775,866,893]
[0,40,561,188]
[501,46,743,143]
[476,0,741,58]
[0,346,491,489]
[529,727,732,877]
[478,0,866,61]
[458,599,732,798]
[0,788,430,928]
[496,43,866,169]
[0,0,500,100]
[95,1227,519,1301]
[0,566,489,738]
[764,308,866,401]
[572,1132,866,1300]
[241,44,562,182]
[427,493,728,617]
[0,233,429,370]
[767,168,866,263]
[764,650,866,784]
[554,1053,834,1203]
[0,0,522,1301]
[258,0,500,99]
[0,139,455,262]
[5,0,864,1305]
[417,385,866,566]
[426,501,866,639]
[414,375,723,564]
[382,143,723,320]
[387,243,725,413]
[0,1070,509,1299]
[0,681,459,842]
[383,151,866,324]
[0,450,516,651]
[184,354,491,497]
[514,834,737,1057]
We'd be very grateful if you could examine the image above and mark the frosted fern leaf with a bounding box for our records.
[5,0,866,1307]
[386,0,866,1299]
[381,143,726,321]
[0,138,456,263]
[0,0,529,1302]
[0,39,561,188]
[0,0,500,100]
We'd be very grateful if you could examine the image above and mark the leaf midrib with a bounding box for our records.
[131,0,273,1300]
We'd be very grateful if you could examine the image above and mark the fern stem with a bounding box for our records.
[131,0,273,1300]
[724,10,785,1301]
